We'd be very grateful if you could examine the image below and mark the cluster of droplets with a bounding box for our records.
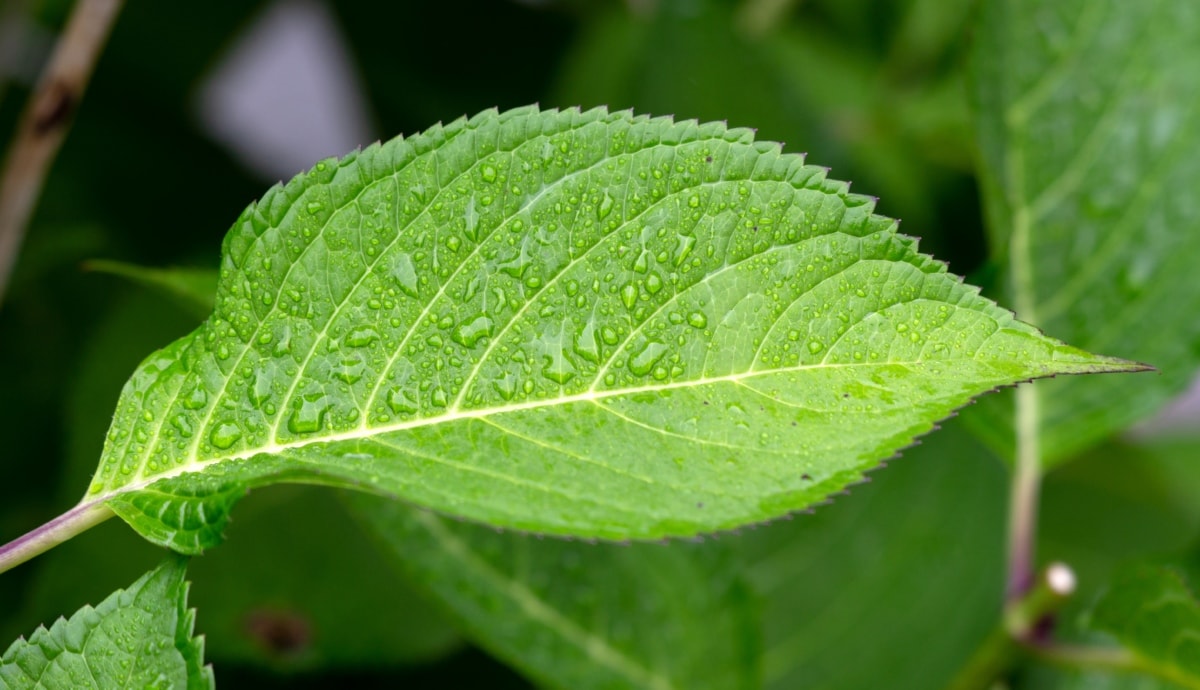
[95,107,1011,496]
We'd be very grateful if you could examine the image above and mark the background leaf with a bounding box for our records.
[736,420,1007,689]
[348,495,759,690]
[83,260,218,320]
[969,0,1200,466]
[80,105,1133,553]
[0,556,212,690]
[1087,564,1200,687]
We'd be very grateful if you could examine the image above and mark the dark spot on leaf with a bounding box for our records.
[801,473,812,480]
[705,156,713,163]
[696,502,704,508]
[244,608,312,658]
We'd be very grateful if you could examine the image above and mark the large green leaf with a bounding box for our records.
[0,557,211,689]
[737,420,1007,689]
[65,105,1131,553]
[348,495,758,690]
[970,0,1200,465]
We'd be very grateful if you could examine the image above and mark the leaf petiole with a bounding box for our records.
[0,500,113,575]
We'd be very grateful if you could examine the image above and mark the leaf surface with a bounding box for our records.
[348,494,758,690]
[0,557,211,690]
[82,105,1133,551]
[970,0,1200,465]
[1088,564,1200,688]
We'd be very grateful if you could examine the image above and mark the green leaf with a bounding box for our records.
[969,0,1200,465]
[1088,564,1200,688]
[0,556,211,690]
[347,494,758,690]
[84,260,218,319]
[737,420,1007,689]
[2,291,460,670]
[77,105,1133,553]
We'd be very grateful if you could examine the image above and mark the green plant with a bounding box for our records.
[1,0,1197,688]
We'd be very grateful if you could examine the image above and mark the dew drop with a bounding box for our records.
[393,253,420,297]
[464,196,480,241]
[628,341,669,376]
[633,251,650,274]
[493,373,517,401]
[674,235,696,267]
[288,395,330,434]
[573,322,601,363]
[645,273,663,295]
[182,387,208,410]
[452,315,495,348]
[598,193,615,220]
[620,284,638,310]
[386,387,418,415]
[210,422,242,450]
[807,341,824,354]
[171,414,194,438]
[481,164,498,183]
[687,311,708,329]
[345,326,379,348]
[334,357,365,384]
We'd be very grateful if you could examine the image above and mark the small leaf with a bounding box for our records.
[348,494,758,690]
[1089,564,1200,688]
[970,0,1200,466]
[85,260,218,319]
[0,556,211,690]
[79,105,1134,552]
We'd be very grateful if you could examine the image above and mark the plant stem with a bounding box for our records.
[1007,383,1041,600]
[948,563,1076,689]
[0,500,114,574]
[0,0,124,306]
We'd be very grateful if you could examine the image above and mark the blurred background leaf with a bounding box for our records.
[736,420,1008,690]
[348,496,760,690]
[968,0,1200,467]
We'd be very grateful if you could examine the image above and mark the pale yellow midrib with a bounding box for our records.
[100,360,926,498]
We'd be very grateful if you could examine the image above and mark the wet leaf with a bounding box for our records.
[78,106,1134,551]
[0,557,211,689]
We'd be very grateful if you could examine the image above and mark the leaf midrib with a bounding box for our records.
[104,358,971,498]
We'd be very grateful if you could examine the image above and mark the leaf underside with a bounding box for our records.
[970,0,1200,465]
[83,105,1134,552]
[0,557,210,690]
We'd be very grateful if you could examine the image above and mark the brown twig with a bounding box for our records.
[0,0,124,306]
